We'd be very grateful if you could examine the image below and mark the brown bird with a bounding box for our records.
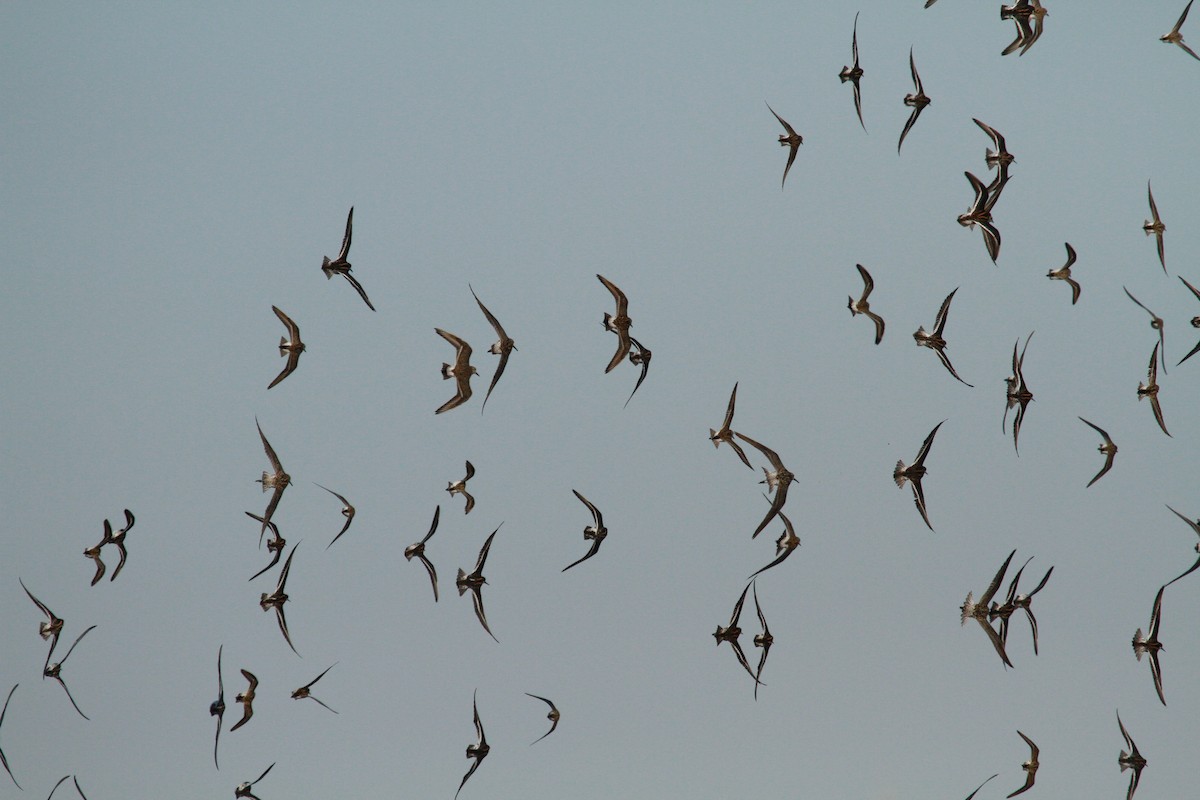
[457,525,501,642]
[713,583,763,688]
[1078,418,1118,488]
[898,48,931,153]
[1143,181,1167,272]
[456,691,490,800]
[1137,343,1170,437]
[291,663,338,714]
[838,13,866,132]
[259,545,300,656]
[405,506,441,602]
[446,461,476,515]
[315,484,355,550]
[766,103,803,187]
[1046,243,1080,305]
[267,306,305,390]
[597,274,632,373]
[1124,287,1166,374]
[913,288,973,387]
[230,669,258,732]
[320,206,375,310]
[469,285,516,413]
[709,383,753,469]
[525,693,560,745]
[1007,730,1040,798]
[1117,711,1148,800]
[735,431,794,539]
[894,421,946,532]
[435,328,477,414]
[848,263,886,345]
[254,418,290,540]
[245,512,286,582]
[44,624,97,720]
[20,578,64,672]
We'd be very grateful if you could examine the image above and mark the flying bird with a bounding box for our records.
[897,47,930,153]
[254,418,291,539]
[766,103,803,188]
[1117,711,1148,800]
[564,490,608,572]
[0,684,20,789]
[958,171,1002,263]
[267,306,305,390]
[230,669,258,733]
[1137,343,1170,437]
[44,624,97,720]
[974,118,1015,171]
[469,285,516,412]
[961,549,1016,668]
[1132,585,1167,706]
[838,13,866,131]
[1046,243,1080,305]
[1143,181,1167,272]
[894,420,946,532]
[106,508,134,581]
[996,558,1054,655]
[446,461,476,515]
[435,328,477,414]
[1007,730,1040,798]
[1161,0,1200,61]
[597,274,632,373]
[259,545,299,656]
[525,693,560,745]
[82,523,108,586]
[1078,417,1118,488]
[1001,1,1046,57]
[20,578,64,672]
[245,512,286,582]
[848,263,885,344]
[713,583,763,687]
[1123,287,1166,373]
[313,484,355,549]
[751,581,773,700]
[234,762,275,800]
[1006,332,1035,455]
[623,335,652,408]
[292,663,338,714]
[320,206,375,310]
[405,506,441,602]
[210,645,225,769]
[456,691,490,800]
[457,524,501,642]
[709,383,753,469]
[913,288,973,387]
[1164,505,1200,587]
[748,503,799,580]
[735,431,794,538]
[1175,275,1200,365]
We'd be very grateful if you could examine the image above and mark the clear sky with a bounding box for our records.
[2,2,1199,798]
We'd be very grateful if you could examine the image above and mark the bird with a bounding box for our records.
[1132,585,1167,706]
[1137,342,1170,437]
[446,461,476,515]
[1117,711,1148,800]
[1007,332,1035,455]
[0,684,20,790]
[894,420,946,532]
[898,47,930,153]
[1161,0,1200,61]
[709,382,753,469]
[525,693,560,745]
[469,285,516,412]
[848,263,885,345]
[267,306,305,389]
[961,549,1016,668]
[254,418,290,540]
[457,524,501,642]
[20,578,64,672]
[230,669,258,732]
[291,663,338,713]
[766,102,803,188]
[597,274,632,373]
[838,13,866,132]
[313,484,355,549]
[713,583,763,687]
[1001,1,1044,57]
[1078,418,1118,488]
[1143,181,1167,272]
[1175,275,1200,365]
[1046,243,1080,305]
[405,506,441,602]
[957,171,1002,263]
[1123,287,1166,373]
[210,645,225,769]
[751,581,773,700]
[320,206,375,311]
[1007,730,1040,797]
[456,691,490,800]
[1163,505,1200,587]
[999,558,1054,655]
[82,523,108,586]
[564,490,608,572]
[913,288,973,387]
[435,328,477,414]
[964,774,998,800]
[973,118,1015,171]
[43,624,97,720]
[234,762,275,800]
[748,503,799,580]
[245,512,286,582]
[623,335,652,408]
[734,431,794,539]
[259,544,299,656]
[106,508,134,581]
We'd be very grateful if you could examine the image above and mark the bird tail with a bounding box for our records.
[1119,752,1130,770]
[321,256,333,275]
[893,461,908,487]
[709,429,720,447]
[441,363,453,379]
[456,568,468,594]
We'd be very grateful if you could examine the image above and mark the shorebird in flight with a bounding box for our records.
[713,583,763,687]
[894,421,946,532]
[597,274,632,373]
[446,461,476,515]
[766,103,803,188]
[1007,730,1040,797]
[315,484,355,549]
[405,506,441,602]
[469,285,516,412]
[1078,418,1118,488]
[749,504,800,580]
[267,306,305,390]
[457,525,501,642]
[960,549,1015,668]
[1137,343,1170,437]
[958,171,1001,263]
[245,512,286,582]
[20,578,64,672]
[1164,505,1200,588]
[320,206,375,310]
[234,762,275,800]
[1162,0,1200,61]
[456,691,490,800]
[735,432,794,539]
[751,581,773,700]
[106,509,134,581]
[1143,181,1167,272]
[435,329,477,414]
[848,263,885,345]
[525,693,560,745]
[292,663,339,714]
[1006,332,1034,455]
[230,669,258,733]
[838,13,866,131]
[1117,711,1148,800]
[1124,287,1166,373]
[624,335,652,408]
[260,545,300,656]
[44,624,97,720]
[1132,585,1167,706]
[254,418,290,539]
[897,48,930,153]
[1046,242,1080,305]
[1175,275,1200,365]
[913,288,973,387]
[210,645,225,769]
[564,490,608,572]
[709,383,752,469]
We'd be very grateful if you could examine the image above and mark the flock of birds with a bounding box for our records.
[4,3,1200,799]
